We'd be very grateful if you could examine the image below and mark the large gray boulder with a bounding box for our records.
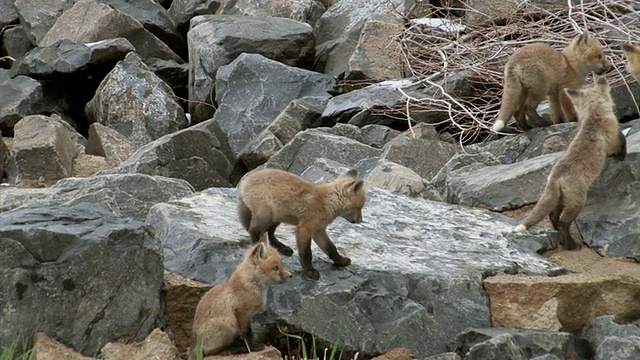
[0,0,18,30]
[13,0,73,45]
[104,120,232,191]
[0,69,43,136]
[217,0,326,27]
[11,114,82,182]
[263,129,382,175]
[86,123,136,166]
[169,0,221,34]
[10,38,135,79]
[381,136,459,181]
[40,0,182,63]
[146,187,564,358]
[2,25,34,60]
[86,52,188,148]
[213,53,335,158]
[0,202,164,355]
[582,316,640,360]
[187,15,316,123]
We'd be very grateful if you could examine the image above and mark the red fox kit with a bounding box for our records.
[492,32,611,132]
[189,242,291,360]
[237,168,366,280]
[514,75,626,249]
[622,43,640,80]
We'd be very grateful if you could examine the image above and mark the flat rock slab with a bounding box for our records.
[147,187,564,357]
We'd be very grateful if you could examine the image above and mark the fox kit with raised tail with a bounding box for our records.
[237,168,366,280]
[492,32,610,132]
[623,43,640,80]
[514,75,626,249]
[189,242,291,360]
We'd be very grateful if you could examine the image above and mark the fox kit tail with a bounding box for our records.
[515,180,561,231]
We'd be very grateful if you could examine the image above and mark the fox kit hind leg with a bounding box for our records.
[238,200,293,255]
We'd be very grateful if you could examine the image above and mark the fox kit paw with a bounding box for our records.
[492,120,506,132]
[333,256,351,267]
[514,224,526,232]
[304,268,320,280]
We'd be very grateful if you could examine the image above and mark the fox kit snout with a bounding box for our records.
[237,168,366,280]
[623,43,640,81]
[492,32,610,132]
[514,75,625,249]
[189,242,290,360]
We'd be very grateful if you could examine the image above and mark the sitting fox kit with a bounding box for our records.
[623,43,640,80]
[237,168,366,280]
[189,242,291,360]
[514,75,626,249]
[492,32,610,132]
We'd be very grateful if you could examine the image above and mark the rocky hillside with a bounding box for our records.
[1,0,640,360]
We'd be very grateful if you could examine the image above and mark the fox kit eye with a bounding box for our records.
[273,265,280,271]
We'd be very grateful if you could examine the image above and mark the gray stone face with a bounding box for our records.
[12,114,81,182]
[187,15,316,123]
[0,202,164,356]
[382,137,459,181]
[263,129,382,175]
[0,0,18,29]
[146,187,564,358]
[363,158,426,197]
[13,0,73,45]
[451,328,592,360]
[0,69,43,136]
[360,124,400,148]
[0,173,194,220]
[104,123,232,191]
[1,25,34,60]
[213,53,335,157]
[217,0,326,28]
[86,123,136,166]
[169,0,221,34]
[10,38,135,79]
[86,52,188,148]
[41,0,182,63]
[582,315,640,351]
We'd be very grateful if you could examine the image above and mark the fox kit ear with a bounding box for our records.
[352,179,364,193]
[252,242,267,261]
[623,43,639,54]
[578,31,590,46]
[345,169,359,179]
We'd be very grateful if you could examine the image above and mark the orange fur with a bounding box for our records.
[514,75,626,249]
[237,168,366,280]
[493,32,610,132]
[623,43,640,81]
[188,243,291,360]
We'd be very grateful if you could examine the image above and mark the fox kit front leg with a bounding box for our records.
[314,229,351,267]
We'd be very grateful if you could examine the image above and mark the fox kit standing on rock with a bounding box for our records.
[514,75,626,249]
[622,43,640,80]
[492,32,610,132]
[189,242,291,360]
[237,168,366,280]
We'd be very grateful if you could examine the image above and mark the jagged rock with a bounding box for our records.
[315,123,367,143]
[33,332,92,360]
[85,52,188,148]
[86,123,136,166]
[362,158,426,197]
[0,202,164,355]
[11,114,82,182]
[104,121,232,191]
[361,124,401,148]
[10,38,135,79]
[484,274,640,334]
[217,0,326,28]
[611,82,640,122]
[13,0,73,45]
[169,0,221,35]
[146,187,564,358]
[0,174,194,220]
[450,327,592,359]
[187,16,316,123]
[100,0,184,55]
[238,96,331,170]
[41,0,183,62]
[382,136,459,181]
[320,15,404,79]
[577,130,640,261]
[0,69,43,135]
[263,129,382,175]
[101,328,181,360]
[0,0,18,29]
[213,53,334,157]
[2,25,34,60]
[299,157,354,183]
[163,271,211,357]
[397,123,440,141]
[582,316,640,360]
[71,153,112,178]
[146,58,189,97]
